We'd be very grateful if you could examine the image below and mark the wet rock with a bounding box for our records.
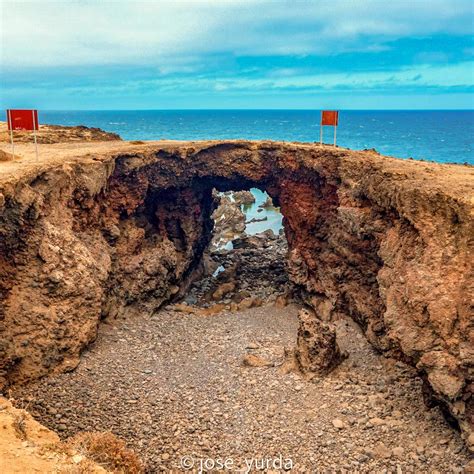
[232,191,255,206]
[259,196,274,209]
[246,216,268,224]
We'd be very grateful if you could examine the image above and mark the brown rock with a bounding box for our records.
[172,304,198,314]
[0,136,472,443]
[464,460,474,473]
[0,121,121,144]
[295,309,347,376]
[374,442,392,459]
[332,419,344,429]
[274,294,288,308]
[199,304,227,316]
[242,354,272,367]
[392,446,405,457]
[232,190,255,205]
[212,281,236,301]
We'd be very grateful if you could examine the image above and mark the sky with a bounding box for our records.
[0,0,473,110]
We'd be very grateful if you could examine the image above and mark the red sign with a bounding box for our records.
[6,110,39,131]
[321,110,339,126]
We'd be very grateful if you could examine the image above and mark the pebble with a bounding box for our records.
[392,447,405,457]
[332,419,345,429]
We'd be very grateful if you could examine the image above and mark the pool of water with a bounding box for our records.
[243,188,283,235]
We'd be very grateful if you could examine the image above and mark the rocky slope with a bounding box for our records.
[0,121,121,144]
[0,139,472,445]
[0,396,109,473]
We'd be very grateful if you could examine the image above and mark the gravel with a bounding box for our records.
[13,304,470,473]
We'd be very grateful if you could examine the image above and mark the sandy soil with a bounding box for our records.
[0,397,106,473]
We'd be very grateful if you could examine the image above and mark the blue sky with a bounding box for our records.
[1,0,473,110]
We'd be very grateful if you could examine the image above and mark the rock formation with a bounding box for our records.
[0,121,121,144]
[185,228,291,310]
[210,193,246,249]
[295,308,347,376]
[0,139,472,443]
[232,190,255,206]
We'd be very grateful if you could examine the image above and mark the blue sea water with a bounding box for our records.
[243,188,283,235]
[39,110,474,165]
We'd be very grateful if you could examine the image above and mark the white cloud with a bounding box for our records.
[7,60,469,97]
[1,0,472,69]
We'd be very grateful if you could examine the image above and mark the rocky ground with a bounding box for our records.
[0,121,121,144]
[185,229,291,311]
[12,304,471,473]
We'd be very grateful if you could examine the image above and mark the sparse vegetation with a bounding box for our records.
[12,411,27,440]
[68,431,144,474]
[59,459,105,474]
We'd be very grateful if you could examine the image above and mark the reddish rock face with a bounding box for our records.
[0,141,472,442]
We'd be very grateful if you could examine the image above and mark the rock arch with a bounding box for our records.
[0,140,472,441]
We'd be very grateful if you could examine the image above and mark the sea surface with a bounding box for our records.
[243,188,283,235]
[39,110,474,165]
[39,110,473,236]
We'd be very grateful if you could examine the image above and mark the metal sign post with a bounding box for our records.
[7,109,15,158]
[32,110,39,161]
[320,110,339,146]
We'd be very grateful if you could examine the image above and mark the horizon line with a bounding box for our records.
[19,108,474,112]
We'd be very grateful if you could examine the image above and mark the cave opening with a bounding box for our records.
[180,185,295,313]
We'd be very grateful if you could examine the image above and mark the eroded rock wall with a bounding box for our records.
[0,141,472,440]
[0,157,215,386]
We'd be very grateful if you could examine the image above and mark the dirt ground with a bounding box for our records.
[0,397,106,473]
[13,303,471,473]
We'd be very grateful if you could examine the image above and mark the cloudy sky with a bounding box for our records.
[1,0,473,109]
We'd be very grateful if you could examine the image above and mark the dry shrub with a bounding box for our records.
[68,431,144,474]
[60,459,104,474]
[0,149,15,161]
[129,140,145,145]
[12,411,27,440]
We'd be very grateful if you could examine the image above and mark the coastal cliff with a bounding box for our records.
[0,139,472,444]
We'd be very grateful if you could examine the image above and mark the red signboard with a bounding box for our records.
[321,110,339,126]
[6,109,39,131]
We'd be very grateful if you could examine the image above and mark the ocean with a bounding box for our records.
[39,110,474,165]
